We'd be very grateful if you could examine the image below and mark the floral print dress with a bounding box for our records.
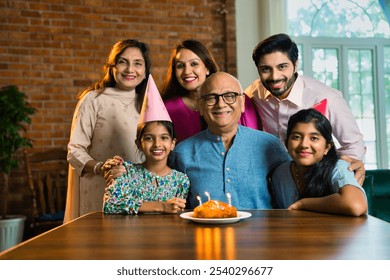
[103,162,190,214]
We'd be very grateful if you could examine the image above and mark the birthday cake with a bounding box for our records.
[193,200,237,218]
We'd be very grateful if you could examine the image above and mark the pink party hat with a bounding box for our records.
[138,74,172,124]
[312,99,328,118]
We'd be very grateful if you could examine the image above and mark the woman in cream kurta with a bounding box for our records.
[65,88,143,222]
[64,39,151,223]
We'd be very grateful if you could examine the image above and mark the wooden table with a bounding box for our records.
[1,210,389,260]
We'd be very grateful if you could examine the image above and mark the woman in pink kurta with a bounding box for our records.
[161,39,261,143]
[164,97,202,142]
[64,39,151,223]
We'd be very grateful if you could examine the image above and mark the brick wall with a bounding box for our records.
[0,0,237,223]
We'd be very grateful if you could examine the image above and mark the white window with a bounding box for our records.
[288,0,390,169]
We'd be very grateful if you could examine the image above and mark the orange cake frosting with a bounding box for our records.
[193,200,237,218]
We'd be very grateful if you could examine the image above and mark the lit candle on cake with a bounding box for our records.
[204,191,211,201]
[226,192,231,206]
[197,195,202,206]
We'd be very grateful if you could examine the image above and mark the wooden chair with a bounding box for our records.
[24,147,68,236]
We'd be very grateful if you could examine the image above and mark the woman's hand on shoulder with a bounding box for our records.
[102,155,126,185]
[102,155,124,170]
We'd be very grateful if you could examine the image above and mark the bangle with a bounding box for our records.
[93,161,103,175]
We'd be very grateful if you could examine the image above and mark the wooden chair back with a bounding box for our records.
[24,147,68,234]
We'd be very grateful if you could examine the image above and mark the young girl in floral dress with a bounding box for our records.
[102,75,190,214]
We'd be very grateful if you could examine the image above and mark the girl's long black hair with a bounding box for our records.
[286,108,339,197]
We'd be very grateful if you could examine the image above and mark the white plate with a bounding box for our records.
[180,211,252,224]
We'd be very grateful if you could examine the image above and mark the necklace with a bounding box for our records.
[190,101,198,111]
[118,98,135,111]
[183,97,198,111]
[292,161,305,196]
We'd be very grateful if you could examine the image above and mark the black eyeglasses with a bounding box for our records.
[199,92,242,106]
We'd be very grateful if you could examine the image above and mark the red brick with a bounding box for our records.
[0,0,237,216]
[20,10,42,18]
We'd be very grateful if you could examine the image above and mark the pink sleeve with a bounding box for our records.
[239,94,262,130]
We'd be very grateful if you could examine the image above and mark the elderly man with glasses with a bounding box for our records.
[173,72,291,210]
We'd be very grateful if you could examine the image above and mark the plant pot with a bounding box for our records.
[0,215,26,252]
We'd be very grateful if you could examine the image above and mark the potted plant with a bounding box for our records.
[0,85,35,251]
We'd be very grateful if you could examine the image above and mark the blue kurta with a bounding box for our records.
[173,125,291,209]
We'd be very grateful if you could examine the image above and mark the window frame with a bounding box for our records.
[292,36,389,168]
